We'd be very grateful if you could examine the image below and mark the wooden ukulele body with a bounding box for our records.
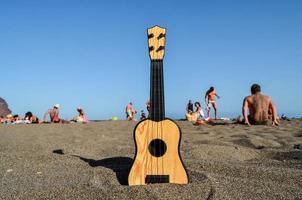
[128,119,188,185]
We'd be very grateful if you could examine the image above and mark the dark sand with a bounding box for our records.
[1,120,302,199]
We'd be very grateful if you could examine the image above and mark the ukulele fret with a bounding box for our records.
[150,60,165,121]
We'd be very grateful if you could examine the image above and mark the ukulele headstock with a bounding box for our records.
[147,25,166,60]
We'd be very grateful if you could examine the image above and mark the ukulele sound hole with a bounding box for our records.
[148,139,167,157]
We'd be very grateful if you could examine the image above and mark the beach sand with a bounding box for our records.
[0,120,302,199]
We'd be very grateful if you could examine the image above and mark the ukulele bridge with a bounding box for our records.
[145,175,170,184]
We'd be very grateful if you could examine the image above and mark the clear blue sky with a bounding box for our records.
[0,0,301,120]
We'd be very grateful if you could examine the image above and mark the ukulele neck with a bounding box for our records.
[150,59,165,122]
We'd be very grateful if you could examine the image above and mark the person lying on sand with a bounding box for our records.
[12,115,26,124]
[24,111,39,123]
[71,107,89,123]
[41,104,61,123]
[205,87,220,120]
[241,84,279,126]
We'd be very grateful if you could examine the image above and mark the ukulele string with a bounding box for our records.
[146,111,150,181]
[160,58,164,176]
[150,58,154,178]
[157,60,161,177]
[158,32,164,177]
[158,59,162,177]
[160,31,165,177]
[153,59,156,178]
[157,34,161,177]
[156,59,159,176]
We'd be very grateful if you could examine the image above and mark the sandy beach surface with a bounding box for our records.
[1,120,302,199]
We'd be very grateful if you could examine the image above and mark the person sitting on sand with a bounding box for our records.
[205,87,220,119]
[126,102,137,121]
[140,110,146,120]
[24,112,39,123]
[72,107,89,123]
[186,101,201,122]
[5,114,13,123]
[42,104,61,123]
[194,102,205,119]
[241,84,279,126]
[186,100,194,114]
[0,116,5,123]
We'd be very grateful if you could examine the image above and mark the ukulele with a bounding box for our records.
[128,25,189,185]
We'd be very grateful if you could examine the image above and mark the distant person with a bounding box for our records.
[242,84,279,126]
[205,87,220,119]
[186,101,200,122]
[11,114,26,124]
[42,104,61,123]
[72,107,89,123]
[24,112,39,123]
[126,102,137,121]
[0,116,4,123]
[13,115,21,123]
[146,100,151,116]
[194,102,205,119]
[281,114,290,121]
[186,100,194,114]
[5,114,13,123]
[140,110,146,120]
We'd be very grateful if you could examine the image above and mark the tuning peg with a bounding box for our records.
[157,33,166,40]
[149,46,154,51]
[148,33,154,39]
[156,46,165,52]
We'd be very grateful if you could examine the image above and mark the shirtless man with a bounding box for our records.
[242,84,279,126]
[205,87,220,119]
[42,104,61,123]
[126,102,136,121]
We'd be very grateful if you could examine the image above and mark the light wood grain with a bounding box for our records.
[128,119,188,185]
[147,25,166,60]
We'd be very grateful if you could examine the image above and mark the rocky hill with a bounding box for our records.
[0,97,11,117]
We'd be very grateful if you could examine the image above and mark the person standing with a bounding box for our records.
[125,102,136,121]
[205,87,220,119]
[146,100,151,117]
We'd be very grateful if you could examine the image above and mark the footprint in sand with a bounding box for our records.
[270,151,302,161]
[233,136,281,149]
[189,144,259,162]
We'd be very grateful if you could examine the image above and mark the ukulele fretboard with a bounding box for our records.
[150,59,165,121]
